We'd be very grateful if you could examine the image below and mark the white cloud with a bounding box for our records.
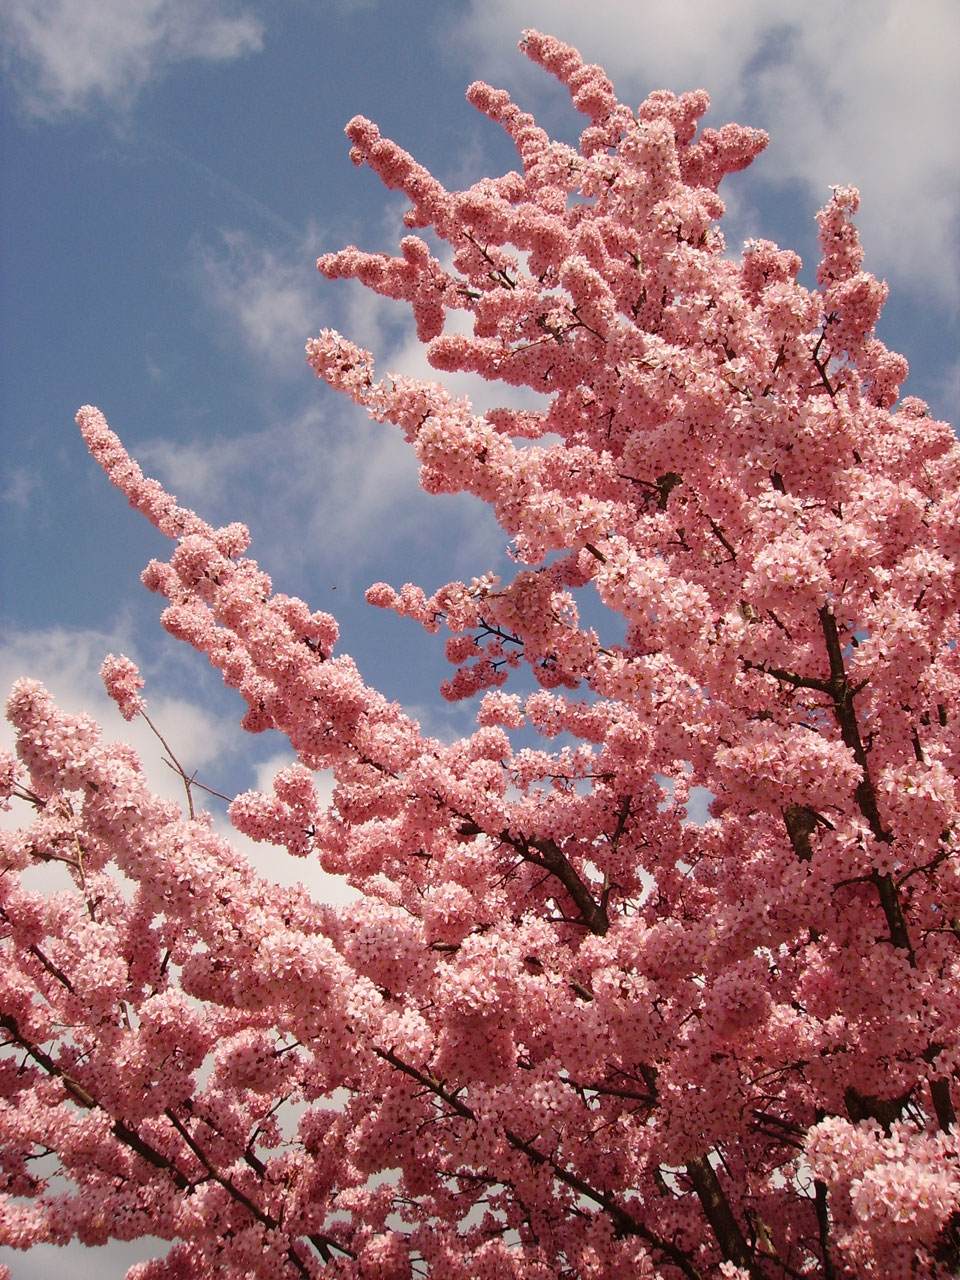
[933,351,960,424]
[0,625,358,909]
[135,271,507,580]
[452,1,784,104]
[195,230,320,370]
[224,816,359,906]
[0,624,234,808]
[369,243,553,421]
[154,223,542,591]
[1,465,39,511]
[134,403,433,577]
[0,1239,168,1280]
[449,0,960,302]
[740,3,960,302]
[220,750,357,905]
[0,0,263,119]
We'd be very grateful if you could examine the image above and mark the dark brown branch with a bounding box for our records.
[895,835,955,887]
[374,1046,702,1279]
[685,1155,765,1277]
[782,804,832,863]
[164,1108,352,1270]
[525,835,609,934]
[740,658,831,695]
[748,1109,805,1140]
[817,609,885,839]
[562,1076,656,1106]
[817,608,914,962]
[745,615,915,961]
[569,978,596,1003]
[811,331,837,398]
[814,1180,837,1280]
[844,1084,913,1132]
[569,305,606,342]
[0,1013,192,1191]
[462,230,516,289]
[493,829,608,935]
[164,1107,287,1236]
[2,1013,350,1267]
[783,804,816,862]
[608,794,634,856]
[930,1077,957,1133]
[707,517,737,562]
[656,471,683,509]
[923,1045,958,1132]
[31,946,76,993]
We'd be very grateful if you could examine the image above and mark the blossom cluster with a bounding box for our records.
[3,27,959,1280]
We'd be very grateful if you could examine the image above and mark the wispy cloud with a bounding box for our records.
[449,0,960,304]
[144,131,306,243]
[1,466,40,511]
[195,229,321,372]
[150,244,512,579]
[0,625,234,803]
[227,750,357,904]
[0,1239,167,1280]
[0,625,357,906]
[933,352,960,424]
[133,405,421,564]
[134,396,502,585]
[1,0,263,119]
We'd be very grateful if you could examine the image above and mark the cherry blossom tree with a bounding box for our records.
[2,29,958,1280]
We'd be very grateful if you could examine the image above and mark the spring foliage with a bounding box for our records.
[2,29,959,1280]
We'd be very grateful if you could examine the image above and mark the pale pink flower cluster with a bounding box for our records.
[0,750,21,809]
[4,27,960,1280]
[100,652,146,721]
[807,1117,960,1275]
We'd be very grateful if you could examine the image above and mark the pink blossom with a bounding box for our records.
[3,27,959,1280]
[100,652,146,721]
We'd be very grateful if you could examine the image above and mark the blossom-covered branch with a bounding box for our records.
[3,28,959,1280]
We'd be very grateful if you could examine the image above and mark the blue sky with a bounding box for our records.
[1,1,958,1275]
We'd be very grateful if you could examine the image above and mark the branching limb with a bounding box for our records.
[814,1179,837,1280]
[685,1155,768,1279]
[811,329,837,398]
[818,608,914,962]
[1,1012,193,1191]
[374,1046,703,1279]
[524,834,609,935]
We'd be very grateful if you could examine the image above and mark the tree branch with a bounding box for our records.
[818,608,914,962]
[685,1154,766,1278]
[814,1179,838,1280]
[525,835,609,935]
[374,1046,702,1278]
[1,1012,192,1191]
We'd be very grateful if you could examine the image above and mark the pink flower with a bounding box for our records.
[5,26,958,1280]
[99,653,146,721]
